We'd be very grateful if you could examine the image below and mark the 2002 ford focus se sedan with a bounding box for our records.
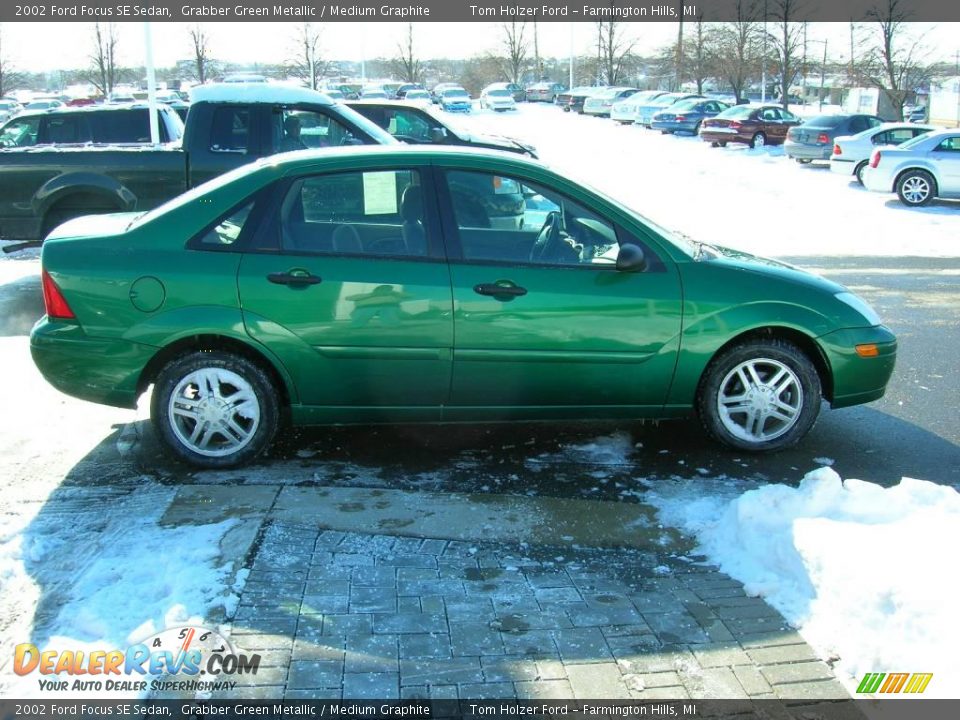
[31,146,897,468]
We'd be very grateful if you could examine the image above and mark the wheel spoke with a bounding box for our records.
[197,425,217,449]
[746,363,764,389]
[736,367,754,392]
[222,417,252,444]
[188,420,206,445]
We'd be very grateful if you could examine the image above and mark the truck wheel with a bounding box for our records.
[151,351,279,468]
[698,339,821,452]
[896,170,936,207]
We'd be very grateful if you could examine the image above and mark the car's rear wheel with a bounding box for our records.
[750,132,766,148]
[896,169,936,207]
[855,161,869,185]
[698,339,821,452]
[692,121,702,135]
[151,351,279,468]
[796,158,812,164]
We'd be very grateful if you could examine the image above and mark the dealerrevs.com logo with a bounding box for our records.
[14,626,260,693]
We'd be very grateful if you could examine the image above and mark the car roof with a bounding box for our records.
[189,82,335,106]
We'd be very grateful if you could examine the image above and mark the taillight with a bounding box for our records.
[41,269,75,320]
[675,115,686,122]
[833,144,842,156]
[870,150,882,168]
[817,133,829,144]
[729,121,742,129]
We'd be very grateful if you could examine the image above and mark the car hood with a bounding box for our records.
[45,212,141,242]
[456,129,536,156]
[699,243,845,294]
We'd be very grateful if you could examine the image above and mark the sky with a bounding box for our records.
[3,21,959,78]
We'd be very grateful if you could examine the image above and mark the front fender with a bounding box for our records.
[667,301,832,406]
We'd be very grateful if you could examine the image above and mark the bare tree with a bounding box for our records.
[288,23,325,89]
[595,19,637,85]
[392,23,424,84]
[89,22,121,97]
[0,24,23,97]
[768,0,806,109]
[188,24,212,85]
[533,20,543,80]
[864,0,930,120]
[710,1,761,103]
[497,20,529,84]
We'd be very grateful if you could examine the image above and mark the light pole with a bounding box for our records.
[807,38,829,111]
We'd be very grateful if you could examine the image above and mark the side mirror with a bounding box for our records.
[616,243,647,273]
[429,127,447,143]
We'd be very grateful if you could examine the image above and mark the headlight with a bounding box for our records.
[835,292,882,326]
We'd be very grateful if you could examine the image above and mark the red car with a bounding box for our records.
[699,104,802,148]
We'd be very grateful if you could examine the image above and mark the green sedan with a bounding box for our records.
[31,146,897,468]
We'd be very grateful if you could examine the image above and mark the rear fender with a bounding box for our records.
[35,172,137,216]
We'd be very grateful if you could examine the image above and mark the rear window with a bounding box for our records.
[717,106,754,119]
[803,114,846,128]
[88,109,152,143]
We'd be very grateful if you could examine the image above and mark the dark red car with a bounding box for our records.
[699,104,802,148]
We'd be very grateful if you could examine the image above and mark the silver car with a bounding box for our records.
[830,122,935,185]
[861,129,960,207]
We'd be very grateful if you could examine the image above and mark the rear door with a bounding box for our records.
[437,166,683,417]
[236,164,454,416]
[930,135,960,194]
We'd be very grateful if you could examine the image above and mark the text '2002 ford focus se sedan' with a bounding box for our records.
[32,146,897,467]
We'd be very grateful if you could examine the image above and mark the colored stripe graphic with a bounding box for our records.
[857,673,885,693]
[904,673,934,694]
[880,673,910,693]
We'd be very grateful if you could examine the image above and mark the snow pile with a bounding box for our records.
[0,485,242,697]
[651,468,960,697]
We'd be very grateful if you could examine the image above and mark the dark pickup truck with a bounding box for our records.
[0,84,395,246]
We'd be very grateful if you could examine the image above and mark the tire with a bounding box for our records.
[854,161,868,186]
[719,141,727,147]
[697,339,822,452]
[895,169,936,207]
[692,121,702,135]
[710,141,720,148]
[796,158,812,164]
[750,132,767,149]
[151,351,280,468]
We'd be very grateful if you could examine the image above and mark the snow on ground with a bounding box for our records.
[649,465,960,699]
[456,104,960,259]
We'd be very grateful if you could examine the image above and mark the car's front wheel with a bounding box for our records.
[151,351,279,468]
[896,169,936,207]
[698,339,822,452]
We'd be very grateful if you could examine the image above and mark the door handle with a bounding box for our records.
[267,271,323,286]
[474,281,528,300]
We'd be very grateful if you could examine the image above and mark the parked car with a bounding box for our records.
[431,83,463,104]
[610,90,668,124]
[635,93,704,127]
[24,99,64,111]
[439,87,472,113]
[485,82,524,103]
[558,86,601,113]
[396,84,425,99]
[0,84,396,244]
[31,145,896,467]
[904,104,928,123]
[480,86,517,112]
[345,100,537,157]
[785,114,883,164]
[0,104,184,148]
[830,123,935,185]
[525,82,564,103]
[399,89,432,106]
[0,99,21,124]
[862,129,960,206]
[651,98,730,135]
[360,87,389,99]
[583,87,638,117]
[700,104,802,148]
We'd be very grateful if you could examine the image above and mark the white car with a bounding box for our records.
[830,122,935,185]
[583,87,637,117]
[610,90,667,124]
[861,129,960,207]
[480,87,516,112]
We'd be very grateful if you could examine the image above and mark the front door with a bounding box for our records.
[237,166,453,417]
[437,168,683,417]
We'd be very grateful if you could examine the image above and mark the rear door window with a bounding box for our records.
[42,115,89,144]
[0,116,40,147]
[210,107,250,153]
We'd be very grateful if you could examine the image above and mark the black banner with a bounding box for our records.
[5,699,960,720]
[3,0,960,23]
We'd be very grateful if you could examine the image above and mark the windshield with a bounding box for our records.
[487,89,511,97]
[333,104,397,145]
[405,90,429,99]
[670,99,701,111]
[444,89,469,98]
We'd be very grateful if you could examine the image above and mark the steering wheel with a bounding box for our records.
[529,211,562,263]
